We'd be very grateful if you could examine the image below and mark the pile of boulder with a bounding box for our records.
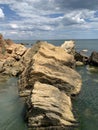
[1,34,98,129]
[0,34,27,76]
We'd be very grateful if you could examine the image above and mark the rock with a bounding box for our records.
[19,41,81,96]
[61,40,75,55]
[2,57,23,76]
[74,51,88,65]
[23,41,75,68]
[19,58,81,95]
[0,34,27,76]
[0,34,3,40]
[18,41,82,129]
[5,39,15,45]
[89,51,98,66]
[76,61,84,66]
[0,61,4,72]
[86,65,98,73]
[0,74,10,83]
[14,44,27,56]
[26,82,76,129]
[6,47,13,54]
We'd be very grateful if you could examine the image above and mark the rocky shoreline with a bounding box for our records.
[0,34,97,130]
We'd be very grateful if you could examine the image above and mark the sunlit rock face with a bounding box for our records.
[0,34,27,76]
[61,40,75,55]
[19,41,82,129]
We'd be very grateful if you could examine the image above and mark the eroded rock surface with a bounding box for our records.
[18,41,82,129]
[26,82,76,129]
[61,40,75,55]
[0,34,27,76]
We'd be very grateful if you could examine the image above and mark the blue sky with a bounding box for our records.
[0,0,98,40]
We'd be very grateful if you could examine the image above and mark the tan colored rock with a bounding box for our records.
[19,60,81,95]
[19,41,81,96]
[22,41,75,68]
[0,34,27,76]
[61,40,75,54]
[27,82,76,128]
[76,61,84,66]
[0,61,4,72]
[6,47,13,54]
[2,57,24,76]
[5,39,15,45]
[18,41,82,129]
[14,44,27,56]
[0,34,3,40]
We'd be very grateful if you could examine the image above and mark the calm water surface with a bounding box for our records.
[74,66,98,130]
[0,76,27,130]
[0,39,98,130]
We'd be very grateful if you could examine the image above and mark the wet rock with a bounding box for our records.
[76,61,84,66]
[89,51,98,66]
[74,51,89,65]
[86,65,98,73]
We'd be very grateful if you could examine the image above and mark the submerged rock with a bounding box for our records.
[86,65,98,73]
[18,41,82,129]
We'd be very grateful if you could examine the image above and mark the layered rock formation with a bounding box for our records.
[18,41,82,129]
[27,82,76,129]
[0,34,27,76]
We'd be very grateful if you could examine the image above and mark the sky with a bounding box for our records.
[0,0,98,40]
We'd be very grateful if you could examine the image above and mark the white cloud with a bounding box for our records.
[0,8,4,18]
[10,23,18,29]
[0,0,98,39]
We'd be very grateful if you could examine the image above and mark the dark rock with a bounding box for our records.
[89,51,98,66]
[74,51,89,65]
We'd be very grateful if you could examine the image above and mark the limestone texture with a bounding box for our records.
[18,41,82,129]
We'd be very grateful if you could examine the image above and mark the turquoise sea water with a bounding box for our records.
[0,39,98,130]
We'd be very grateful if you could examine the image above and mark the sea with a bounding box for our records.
[0,39,98,130]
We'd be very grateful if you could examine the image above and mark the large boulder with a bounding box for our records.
[21,41,75,68]
[26,82,76,129]
[61,40,75,55]
[75,51,89,65]
[19,41,81,96]
[18,41,82,129]
[89,51,98,66]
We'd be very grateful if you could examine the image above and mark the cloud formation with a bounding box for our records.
[0,0,98,39]
[0,8,4,18]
